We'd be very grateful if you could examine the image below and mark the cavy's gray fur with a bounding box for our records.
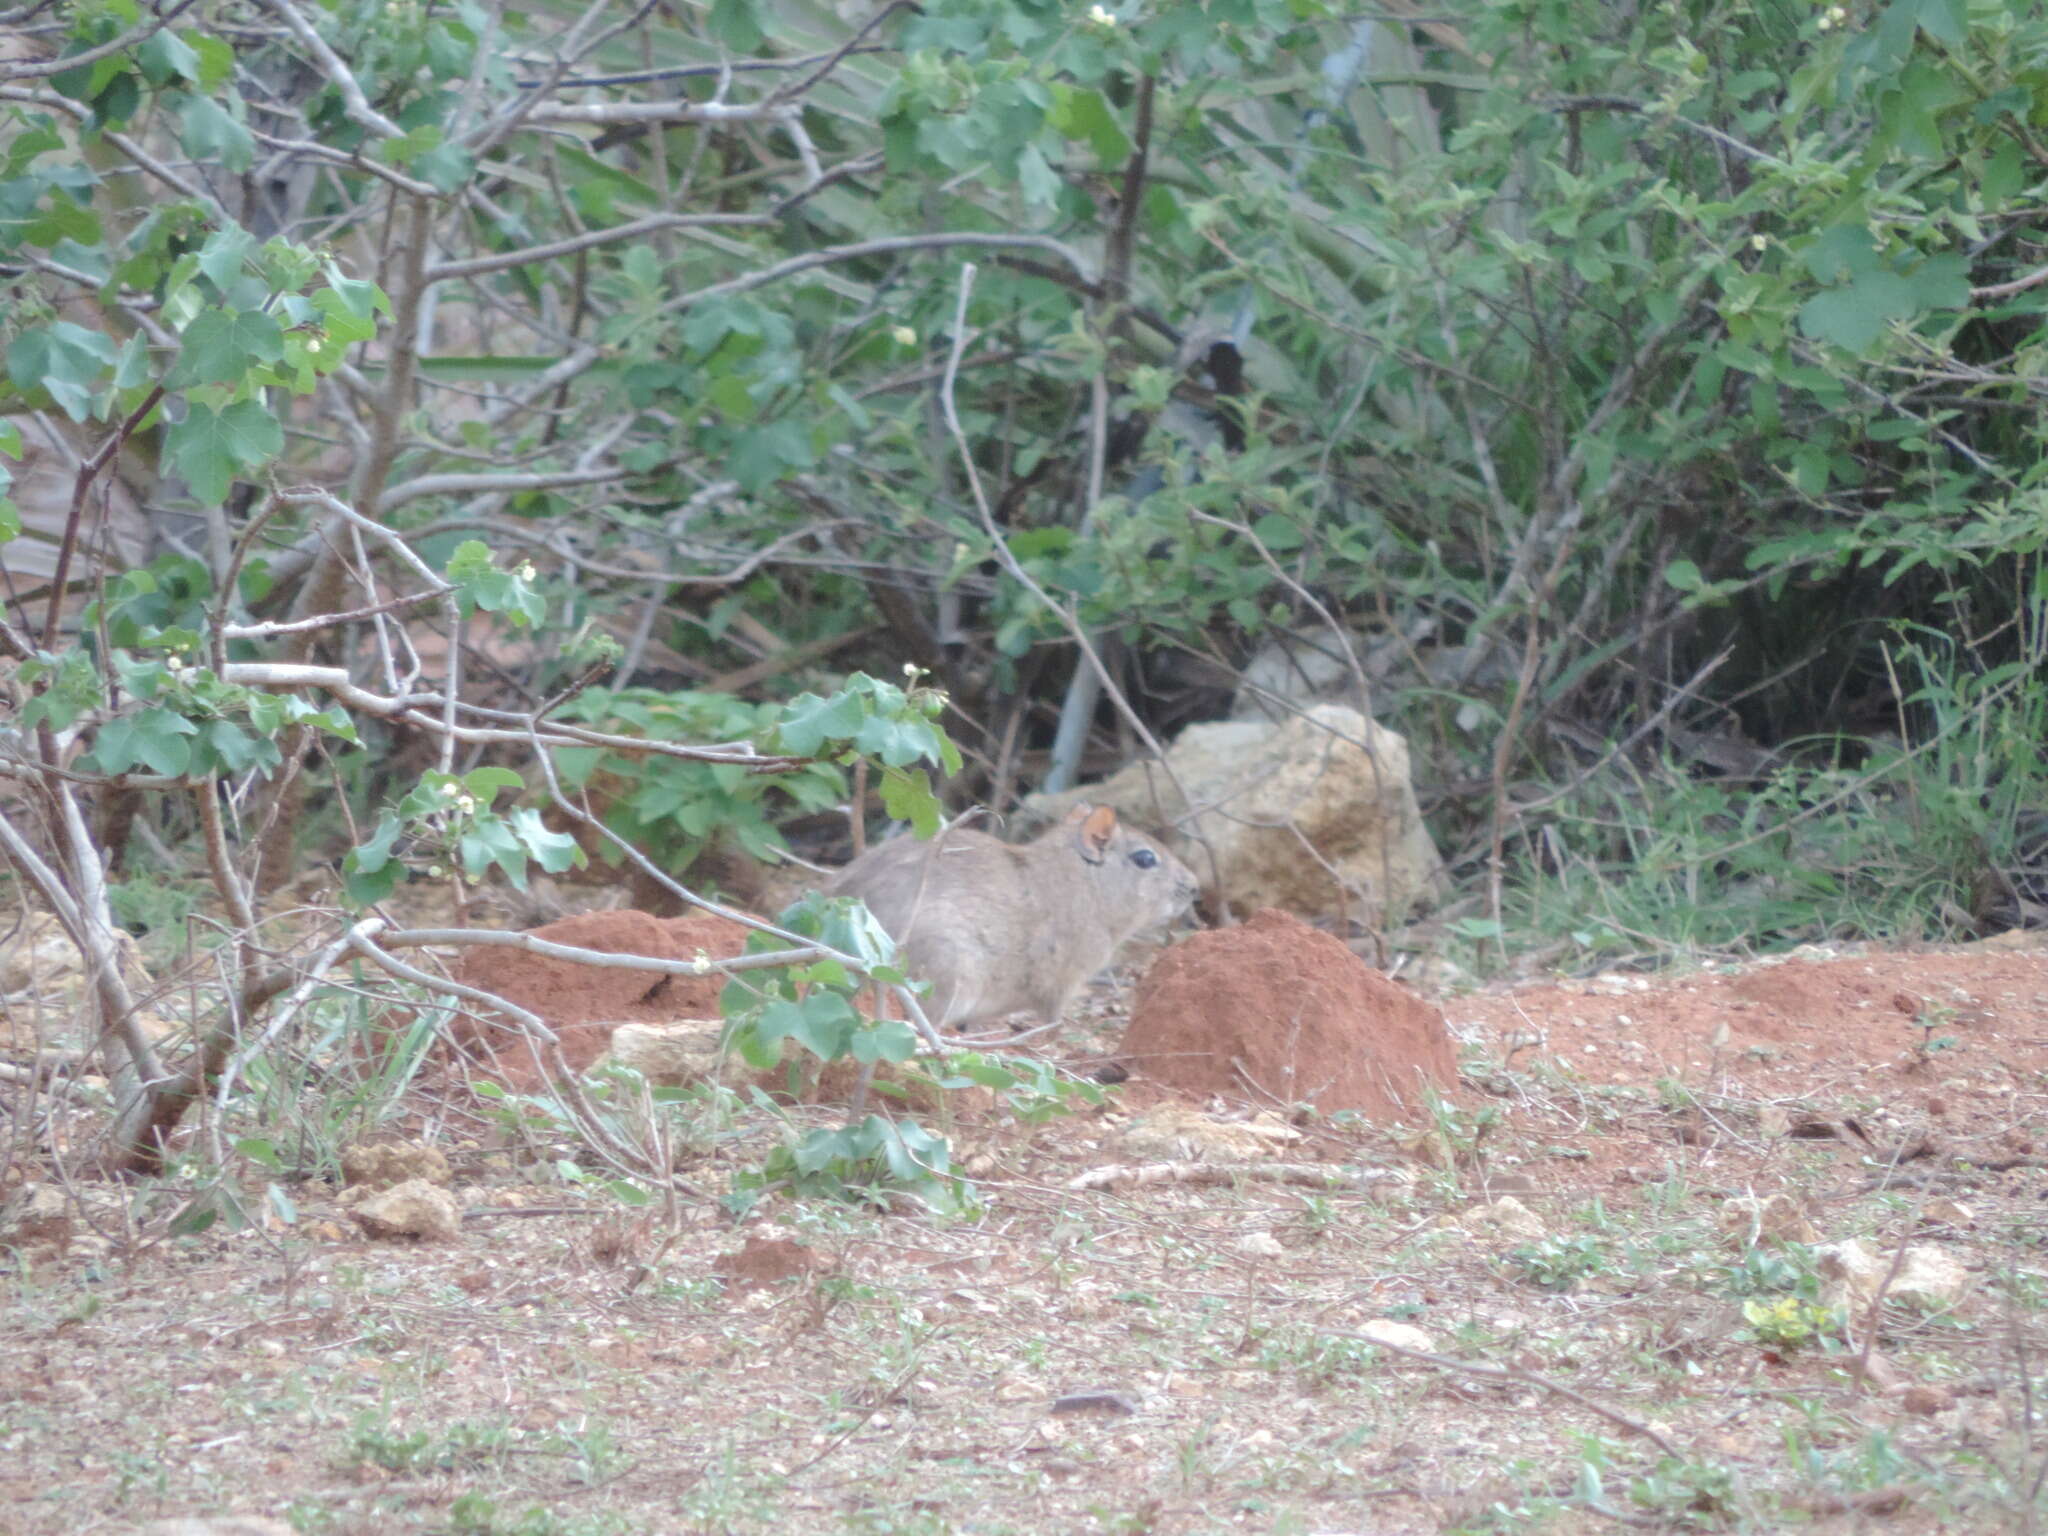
[828,804,1198,1030]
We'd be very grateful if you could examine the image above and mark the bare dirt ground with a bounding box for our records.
[4,931,2046,1536]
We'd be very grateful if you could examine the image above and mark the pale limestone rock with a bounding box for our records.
[1356,1318,1436,1353]
[1116,1105,1302,1162]
[602,1018,727,1085]
[1720,1192,1818,1247]
[350,1178,461,1242]
[1021,704,1443,926]
[1815,1240,1969,1313]
[340,1142,451,1189]
[3,1184,71,1248]
[1234,1230,1285,1258]
[1458,1196,1546,1244]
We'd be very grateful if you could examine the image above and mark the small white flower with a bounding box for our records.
[692,953,711,975]
[1750,234,1768,252]
[1088,3,1116,25]
[518,562,537,582]
[1827,4,1847,20]
[1816,12,1833,28]
[305,338,321,354]
[428,864,445,878]
[439,782,460,797]
[891,325,917,346]
[456,795,476,813]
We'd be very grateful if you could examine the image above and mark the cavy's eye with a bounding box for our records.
[1130,849,1158,870]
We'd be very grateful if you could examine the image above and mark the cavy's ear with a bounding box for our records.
[1074,804,1118,865]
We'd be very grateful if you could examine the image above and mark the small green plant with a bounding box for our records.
[1509,1234,1611,1292]
[1742,1295,1839,1351]
[1626,1456,1741,1528]
[1716,1246,1819,1299]
[1907,1004,1959,1071]
[731,1113,972,1216]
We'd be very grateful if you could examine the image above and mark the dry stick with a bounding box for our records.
[37,386,164,652]
[0,797,166,1146]
[1045,77,1153,795]
[935,266,1212,871]
[1320,1326,1680,1458]
[1066,1162,1405,1192]
[1851,1192,1927,1394]
[341,927,674,1187]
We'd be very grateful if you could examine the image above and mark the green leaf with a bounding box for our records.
[136,29,202,86]
[509,807,585,874]
[1048,84,1131,162]
[849,1018,919,1065]
[462,766,526,798]
[1912,0,1967,47]
[878,766,942,837]
[7,322,119,421]
[187,31,235,91]
[178,92,252,173]
[412,140,475,194]
[91,708,198,776]
[709,0,765,52]
[164,399,283,504]
[168,306,284,387]
[194,226,256,292]
[313,285,379,344]
[459,814,530,887]
[776,690,865,755]
[729,420,814,492]
[1016,142,1060,208]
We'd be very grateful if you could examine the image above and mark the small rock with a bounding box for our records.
[1921,1198,1975,1229]
[1721,1192,1817,1248]
[3,1184,72,1248]
[350,1179,461,1242]
[1235,1230,1285,1258]
[1117,1105,1301,1162]
[1460,1196,1546,1244]
[1356,1319,1435,1353]
[1898,1384,1954,1417]
[603,1019,727,1085]
[1815,1240,1969,1313]
[340,1142,451,1189]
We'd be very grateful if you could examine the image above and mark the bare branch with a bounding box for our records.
[376,465,639,514]
[259,0,408,140]
[518,97,800,128]
[424,211,771,284]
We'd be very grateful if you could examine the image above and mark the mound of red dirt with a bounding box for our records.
[449,909,752,1087]
[1122,907,1457,1120]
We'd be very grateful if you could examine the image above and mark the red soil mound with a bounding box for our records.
[1122,907,1457,1120]
[449,909,752,1087]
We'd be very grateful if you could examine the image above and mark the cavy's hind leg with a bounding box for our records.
[903,937,974,1032]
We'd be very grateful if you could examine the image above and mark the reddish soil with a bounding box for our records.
[1121,907,1458,1119]
[1441,938,2048,1092]
[449,908,751,1087]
